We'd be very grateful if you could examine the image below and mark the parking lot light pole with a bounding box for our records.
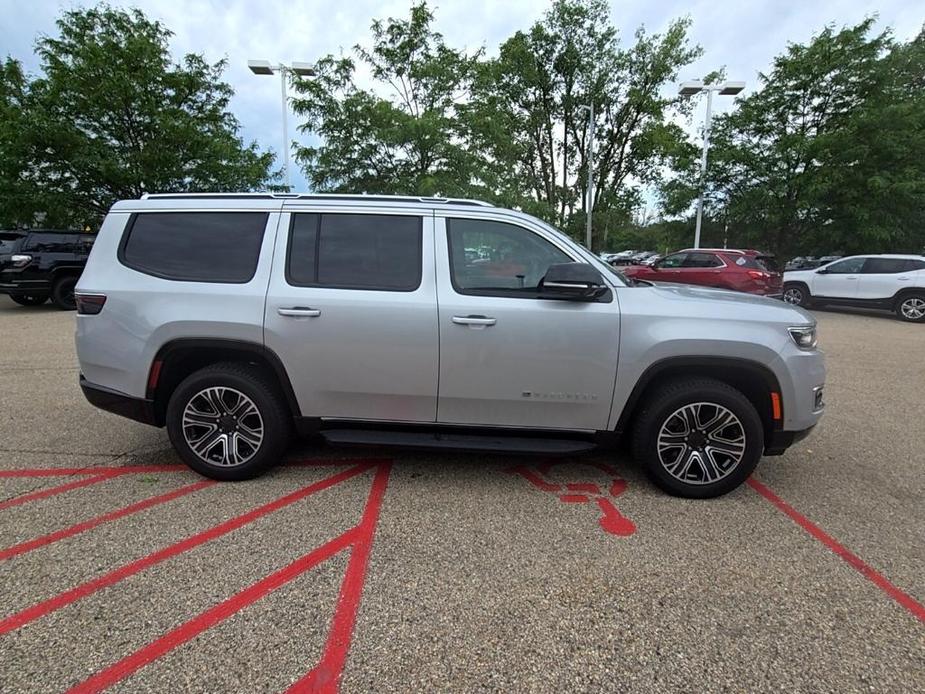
[678,80,744,249]
[579,103,595,251]
[248,60,316,192]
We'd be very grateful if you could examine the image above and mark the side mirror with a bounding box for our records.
[539,263,608,300]
[815,267,828,274]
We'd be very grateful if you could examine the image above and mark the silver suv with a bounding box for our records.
[75,194,825,497]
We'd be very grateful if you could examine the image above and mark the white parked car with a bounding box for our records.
[783,254,925,322]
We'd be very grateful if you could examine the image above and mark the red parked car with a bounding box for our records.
[621,249,783,297]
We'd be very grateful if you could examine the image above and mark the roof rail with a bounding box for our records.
[140,192,494,207]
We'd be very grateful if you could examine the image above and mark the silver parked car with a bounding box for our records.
[75,194,825,497]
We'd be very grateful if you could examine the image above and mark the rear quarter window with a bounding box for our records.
[119,212,268,283]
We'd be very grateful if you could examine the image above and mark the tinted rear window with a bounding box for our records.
[734,255,779,272]
[287,213,422,290]
[863,258,913,274]
[23,233,80,252]
[120,212,268,283]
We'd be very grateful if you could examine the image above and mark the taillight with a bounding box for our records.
[75,293,107,315]
[747,270,768,279]
[10,254,32,268]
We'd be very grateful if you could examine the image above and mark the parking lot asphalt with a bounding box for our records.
[0,297,922,693]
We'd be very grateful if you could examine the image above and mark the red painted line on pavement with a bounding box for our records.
[67,530,359,694]
[508,466,560,492]
[66,461,392,694]
[0,474,113,511]
[609,479,628,497]
[0,480,215,561]
[0,459,368,479]
[558,494,589,503]
[286,462,392,694]
[747,478,925,623]
[595,498,636,537]
[566,482,600,494]
[0,463,373,635]
[0,466,185,478]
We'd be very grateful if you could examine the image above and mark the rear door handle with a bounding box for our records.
[452,315,496,327]
[897,276,911,281]
[278,307,321,317]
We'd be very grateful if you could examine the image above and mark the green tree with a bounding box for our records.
[679,20,925,256]
[465,0,702,248]
[1,6,276,228]
[291,2,482,197]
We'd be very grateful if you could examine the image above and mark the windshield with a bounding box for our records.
[0,234,24,254]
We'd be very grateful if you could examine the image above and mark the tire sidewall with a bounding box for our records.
[51,276,78,310]
[634,381,764,498]
[896,294,925,323]
[783,283,808,307]
[166,366,289,481]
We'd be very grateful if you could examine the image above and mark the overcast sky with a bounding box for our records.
[2,0,922,193]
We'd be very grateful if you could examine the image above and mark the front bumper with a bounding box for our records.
[763,424,816,456]
[0,279,51,296]
[80,376,159,427]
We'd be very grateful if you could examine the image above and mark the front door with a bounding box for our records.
[264,209,439,422]
[811,257,866,299]
[435,215,620,431]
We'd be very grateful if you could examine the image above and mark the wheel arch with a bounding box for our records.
[892,287,925,308]
[614,356,782,441]
[147,338,300,426]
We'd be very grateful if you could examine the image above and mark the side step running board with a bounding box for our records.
[320,429,596,455]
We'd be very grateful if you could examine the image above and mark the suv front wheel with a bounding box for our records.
[782,283,810,307]
[166,362,291,480]
[632,378,764,498]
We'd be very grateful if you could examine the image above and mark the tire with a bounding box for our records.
[50,276,78,310]
[631,378,764,498]
[166,362,291,481]
[895,293,925,323]
[10,294,48,306]
[782,283,810,307]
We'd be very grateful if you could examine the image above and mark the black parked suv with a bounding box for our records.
[0,230,96,309]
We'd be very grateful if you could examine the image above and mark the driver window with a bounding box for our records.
[659,253,687,268]
[447,218,572,296]
[825,257,865,274]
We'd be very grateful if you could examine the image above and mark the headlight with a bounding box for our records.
[789,325,817,350]
[10,254,32,268]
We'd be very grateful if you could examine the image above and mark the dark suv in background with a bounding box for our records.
[0,230,96,309]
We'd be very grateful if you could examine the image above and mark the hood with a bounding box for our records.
[625,282,815,325]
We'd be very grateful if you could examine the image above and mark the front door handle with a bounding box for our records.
[278,307,321,318]
[452,315,497,327]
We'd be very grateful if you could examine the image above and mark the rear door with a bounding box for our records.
[857,258,917,300]
[264,207,439,422]
[811,257,866,298]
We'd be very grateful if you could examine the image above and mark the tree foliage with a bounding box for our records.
[293,0,702,250]
[672,20,925,256]
[291,2,482,198]
[0,6,276,229]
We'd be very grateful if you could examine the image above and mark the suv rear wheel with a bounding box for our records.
[632,378,764,498]
[166,362,291,480]
[896,293,925,323]
[10,294,48,306]
[51,276,78,310]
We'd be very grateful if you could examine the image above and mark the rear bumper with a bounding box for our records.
[79,375,159,427]
[763,424,816,456]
